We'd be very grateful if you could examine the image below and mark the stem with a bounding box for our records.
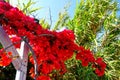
[21,37,38,80]
[39,33,54,37]
[94,38,98,52]
[4,41,22,51]
[0,25,22,70]
[49,7,52,28]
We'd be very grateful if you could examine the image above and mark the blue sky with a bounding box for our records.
[32,0,77,27]
[10,0,78,27]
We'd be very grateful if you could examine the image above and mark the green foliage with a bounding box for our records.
[65,0,120,80]
[5,0,9,3]
[64,56,99,80]
[67,0,118,48]
[17,0,41,15]
[39,19,51,29]
[0,43,2,49]
[53,5,70,30]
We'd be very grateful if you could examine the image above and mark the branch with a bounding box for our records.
[101,25,120,47]
[0,25,22,70]
[38,33,55,37]
[49,7,52,28]
[21,37,38,80]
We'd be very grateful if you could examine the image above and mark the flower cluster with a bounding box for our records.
[36,75,51,80]
[29,29,78,78]
[0,49,12,66]
[10,35,21,48]
[0,2,106,79]
[92,58,106,76]
[76,46,106,76]
[76,46,95,67]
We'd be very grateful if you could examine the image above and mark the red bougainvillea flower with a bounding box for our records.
[10,35,21,48]
[29,67,35,78]
[40,57,57,75]
[37,75,51,80]
[0,2,12,11]
[76,46,95,67]
[29,29,77,76]
[0,49,12,66]
[92,58,106,76]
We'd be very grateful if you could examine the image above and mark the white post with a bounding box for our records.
[0,26,21,70]
[0,25,29,80]
[15,41,29,80]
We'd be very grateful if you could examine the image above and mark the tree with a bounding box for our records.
[62,0,120,79]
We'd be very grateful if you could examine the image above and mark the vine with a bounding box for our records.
[0,2,106,80]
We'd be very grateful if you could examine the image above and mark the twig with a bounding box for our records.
[38,33,54,37]
[49,7,52,28]
[4,41,22,51]
[101,26,120,47]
